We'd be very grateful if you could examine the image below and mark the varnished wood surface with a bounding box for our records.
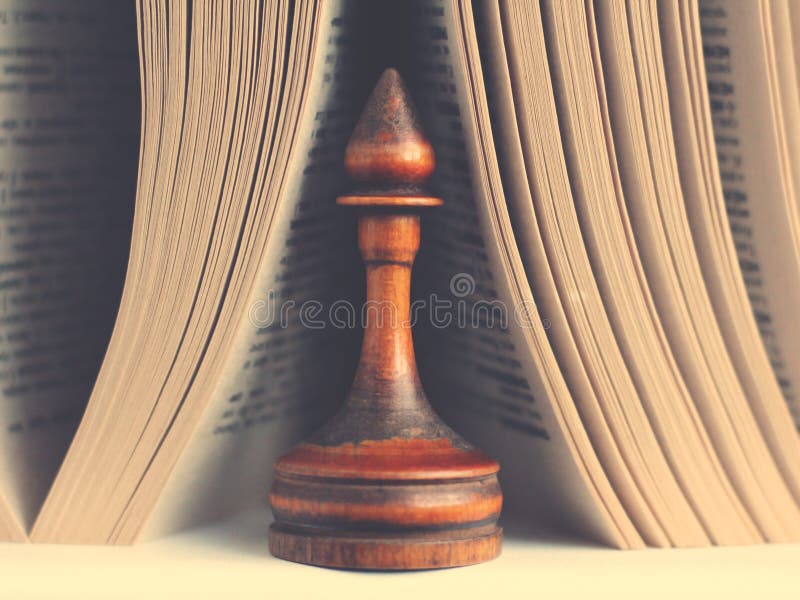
[343,69,435,189]
[272,438,500,480]
[269,525,503,570]
[268,68,502,570]
[337,195,443,207]
[270,474,502,528]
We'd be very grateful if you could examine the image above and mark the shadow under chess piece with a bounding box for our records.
[268,68,502,570]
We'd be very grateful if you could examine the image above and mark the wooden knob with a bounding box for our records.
[344,68,436,190]
[268,69,502,570]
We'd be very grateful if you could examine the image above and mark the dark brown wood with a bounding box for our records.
[268,68,502,570]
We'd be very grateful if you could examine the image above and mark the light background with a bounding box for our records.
[0,510,796,600]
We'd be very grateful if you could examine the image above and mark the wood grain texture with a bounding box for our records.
[269,525,503,570]
[268,68,502,570]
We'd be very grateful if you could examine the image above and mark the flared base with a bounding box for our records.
[268,438,503,569]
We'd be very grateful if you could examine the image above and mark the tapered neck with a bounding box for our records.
[349,212,425,409]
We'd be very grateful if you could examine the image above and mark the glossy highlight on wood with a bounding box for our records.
[268,68,502,570]
[344,68,436,192]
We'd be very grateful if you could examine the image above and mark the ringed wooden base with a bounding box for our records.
[268,441,503,570]
[268,524,502,570]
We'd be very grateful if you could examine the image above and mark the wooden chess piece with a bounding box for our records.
[268,68,502,570]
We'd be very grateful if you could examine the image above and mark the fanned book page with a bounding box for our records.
[0,0,797,548]
[701,0,800,429]
[411,0,640,549]
[31,0,364,544]
[0,0,138,540]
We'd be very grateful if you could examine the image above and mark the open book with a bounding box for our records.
[0,0,798,548]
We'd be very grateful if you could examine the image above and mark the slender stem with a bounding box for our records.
[349,212,425,409]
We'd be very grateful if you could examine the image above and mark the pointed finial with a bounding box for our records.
[343,68,436,194]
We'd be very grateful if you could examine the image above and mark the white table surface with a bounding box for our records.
[0,511,796,599]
